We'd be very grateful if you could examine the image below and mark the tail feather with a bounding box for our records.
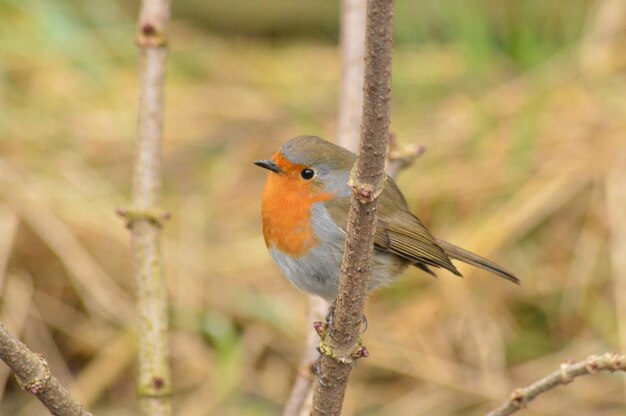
[436,239,520,285]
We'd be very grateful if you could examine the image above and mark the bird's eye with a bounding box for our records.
[301,168,315,180]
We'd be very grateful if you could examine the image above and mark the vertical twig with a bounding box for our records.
[0,323,93,416]
[337,0,367,152]
[120,1,172,415]
[282,2,366,415]
[311,0,394,414]
[281,299,327,416]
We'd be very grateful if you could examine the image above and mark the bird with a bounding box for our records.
[255,135,519,302]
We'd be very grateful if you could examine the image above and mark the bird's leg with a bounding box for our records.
[323,300,337,341]
[314,300,370,364]
[313,356,327,387]
[317,331,369,365]
[325,302,367,334]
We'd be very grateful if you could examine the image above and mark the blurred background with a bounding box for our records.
[0,0,625,415]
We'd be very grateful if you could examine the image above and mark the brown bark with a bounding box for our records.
[311,0,394,414]
[0,323,93,416]
[282,2,366,415]
[119,1,172,415]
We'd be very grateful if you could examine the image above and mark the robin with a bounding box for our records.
[255,135,519,302]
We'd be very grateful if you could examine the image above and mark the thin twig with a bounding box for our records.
[336,0,367,152]
[311,0,394,414]
[0,273,35,401]
[120,1,172,415]
[386,133,426,179]
[487,352,626,416]
[0,323,93,416]
[281,298,327,416]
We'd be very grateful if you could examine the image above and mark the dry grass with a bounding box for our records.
[0,1,625,415]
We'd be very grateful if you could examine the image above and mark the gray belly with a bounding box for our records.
[269,243,408,302]
[269,241,343,302]
[269,201,408,301]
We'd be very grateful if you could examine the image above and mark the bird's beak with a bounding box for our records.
[254,159,281,173]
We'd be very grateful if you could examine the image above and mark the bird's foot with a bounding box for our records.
[314,323,369,365]
[313,357,327,387]
[322,301,367,336]
[313,302,369,364]
[324,300,336,327]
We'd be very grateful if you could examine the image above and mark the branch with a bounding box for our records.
[0,323,93,416]
[282,2,366,415]
[118,1,172,415]
[487,352,626,416]
[311,0,394,414]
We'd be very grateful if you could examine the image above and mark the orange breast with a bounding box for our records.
[261,155,331,257]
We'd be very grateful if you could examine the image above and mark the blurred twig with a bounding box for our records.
[0,273,34,401]
[118,0,172,415]
[386,133,426,179]
[336,0,366,153]
[579,0,626,75]
[487,352,626,416]
[281,298,326,416]
[311,0,394,413]
[0,322,93,416]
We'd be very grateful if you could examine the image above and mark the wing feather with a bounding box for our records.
[375,216,461,276]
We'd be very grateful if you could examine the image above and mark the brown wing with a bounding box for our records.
[374,213,461,276]
[374,179,461,276]
[325,176,461,277]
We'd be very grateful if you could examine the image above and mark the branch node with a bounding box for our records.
[313,321,327,336]
[136,22,168,47]
[358,345,369,358]
[559,362,573,384]
[607,352,625,371]
[509,388,527,409]
[142,23,157,36]
[153,377,165,390]
[347,170,387,203]
[117,207,170,228]
[585,361,599,373]
[138,384,172,398]
[16,354,51,395]
[316,326,366,364]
